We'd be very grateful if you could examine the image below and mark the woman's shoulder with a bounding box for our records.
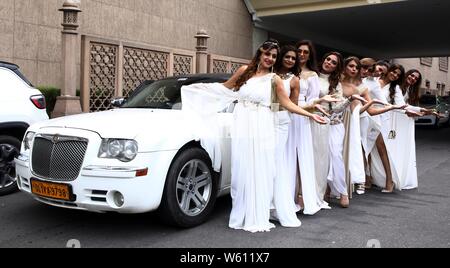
[300,71,318,80]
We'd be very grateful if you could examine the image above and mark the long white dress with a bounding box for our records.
[286,71,325,215]
[327,86,352,197]
[181,73,278,233]
[384,86,419,189]
[347,84,367,186]
[272,74,302,227]
[310,73,332,205]
[368,82,401,189]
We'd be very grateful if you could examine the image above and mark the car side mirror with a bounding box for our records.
[111,97,126,108]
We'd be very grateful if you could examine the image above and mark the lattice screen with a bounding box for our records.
[89,42,117,112]
[174,54,193,76]
[122,47,169,97]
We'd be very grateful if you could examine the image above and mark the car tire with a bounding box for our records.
[0,135,21,196]
[159,147,219,228]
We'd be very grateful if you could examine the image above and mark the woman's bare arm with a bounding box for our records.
[223,65,248,90]
[274,76,327,124]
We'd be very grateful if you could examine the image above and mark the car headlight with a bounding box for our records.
[98,139,138,162]
[23,131,36,151]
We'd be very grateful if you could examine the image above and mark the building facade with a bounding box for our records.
[0,0,253,89]
[393,57,450,96]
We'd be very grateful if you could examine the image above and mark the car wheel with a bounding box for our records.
[159,147,218,228]
[0,135,21,196]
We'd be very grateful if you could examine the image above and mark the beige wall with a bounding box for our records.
[0,0,253,88]
[393,58,450,96]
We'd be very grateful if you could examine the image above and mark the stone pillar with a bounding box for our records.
[52,0,83,118]
[195,30,210,74]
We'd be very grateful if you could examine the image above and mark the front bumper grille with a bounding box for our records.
[31,135,88,181]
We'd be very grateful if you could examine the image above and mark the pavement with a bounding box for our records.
[0,127,449,248]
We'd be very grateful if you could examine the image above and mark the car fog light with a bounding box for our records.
[113,191,125,208]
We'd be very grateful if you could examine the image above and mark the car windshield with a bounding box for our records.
[122,79,182,110]
[419,95,436,105]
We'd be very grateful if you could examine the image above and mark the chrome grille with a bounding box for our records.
[31,135,88,181]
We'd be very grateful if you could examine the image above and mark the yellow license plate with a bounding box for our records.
[31,179,72,201]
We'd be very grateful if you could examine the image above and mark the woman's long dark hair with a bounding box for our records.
[319,51,344,94]
[382,64,405,104]
[401,69,422,106]
[295,40,319,73]
[274,45,301,76]
[235,39,280,91]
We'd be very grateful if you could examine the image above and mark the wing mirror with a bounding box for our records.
[111,97,126,108]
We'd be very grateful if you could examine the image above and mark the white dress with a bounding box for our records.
[368,82,401,189]
[286,71,325,215]
[327,85,351,197]
[384,86,418,189]
[310,73,332,205]
[272,74,302,227]
[181,73,278,233]
[361,77,382,161]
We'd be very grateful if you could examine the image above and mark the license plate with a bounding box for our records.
[31,179,73,201]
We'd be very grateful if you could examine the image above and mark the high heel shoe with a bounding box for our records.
[356,184,365,195]
[381,182,395,193]
[339,195,349,208]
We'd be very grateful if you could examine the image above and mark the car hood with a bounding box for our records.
[37,109,186,139]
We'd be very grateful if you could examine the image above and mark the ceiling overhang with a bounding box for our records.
[244,0,450,58]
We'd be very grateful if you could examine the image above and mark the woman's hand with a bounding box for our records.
[314,104,331,117]
[310,114,328,125]
[320,94,340,103]
[351,94,368,104]
[390,104,408,110]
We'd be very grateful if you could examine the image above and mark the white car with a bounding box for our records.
[15,74,233,227]
[0,61,49,196]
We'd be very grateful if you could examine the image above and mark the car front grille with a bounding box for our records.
[31,135,88,181]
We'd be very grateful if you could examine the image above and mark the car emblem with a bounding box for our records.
[52,135,60,143]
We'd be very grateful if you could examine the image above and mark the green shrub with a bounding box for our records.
[37,86,80,116]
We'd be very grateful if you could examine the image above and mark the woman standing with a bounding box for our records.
[313,51,344,204]
[182,40,326,233]
[271,45,303,227]
[286,40,327,215]
[370,64,407,192]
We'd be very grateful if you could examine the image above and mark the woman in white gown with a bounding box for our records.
[287,40,329,215]
[313,51,344,204]
[181,40,327,233]
[271,45,303,227]
[328,57,383,207]
[388,69,435,190]
[369,64,408,192]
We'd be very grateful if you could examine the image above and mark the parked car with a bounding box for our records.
[15,73,233,227]
[0,61,49,196]
[414,95,450,127]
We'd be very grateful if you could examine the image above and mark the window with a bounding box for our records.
[437,82,441,91]
[439,57,448,72]
[420,57,433,66]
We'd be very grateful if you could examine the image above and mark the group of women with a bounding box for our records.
[181,39,433,233]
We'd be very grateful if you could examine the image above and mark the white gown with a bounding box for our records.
[348,84,367,186]
[384,86,419,189]
[368,82,401,189]
[272,74,302,227]
[327,86,351,197]
[181,73,278,233]
[286,72,325,215]
[310,73,332,204]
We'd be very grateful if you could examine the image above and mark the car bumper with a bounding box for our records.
[15,150,177,214]
[415,115,437,125]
